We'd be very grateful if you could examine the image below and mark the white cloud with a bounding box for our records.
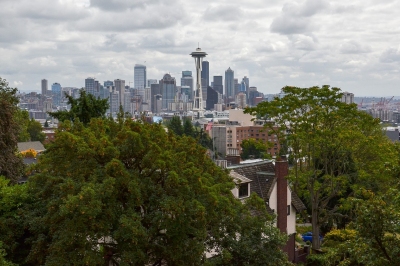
[0,0,400,96]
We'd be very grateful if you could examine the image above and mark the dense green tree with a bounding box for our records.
[15,109,30,142]
[0,78,24,182]
[329,189,400,266]
[0,177,31,265]
[44,120,49,128]
[0,242,16,266]
[27,118,45,142]
[183,118,195,137]
[246,85,396,250]
[166,116,184,136]
[240,138,272,160]
[48,89,109,125]
[25,118,290,265]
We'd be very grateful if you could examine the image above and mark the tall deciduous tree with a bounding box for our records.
[48,89,109,125]
[246,85,396,250]
[343,189,400,265]
[26,118,290,265]
[27,118,45,142]
[0,78,24,182]
[240,138,272,160]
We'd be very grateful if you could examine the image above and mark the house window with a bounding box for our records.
[238,183,249,198]
[287,205,290,215]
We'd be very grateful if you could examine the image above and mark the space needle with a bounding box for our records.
[190,47,207,118]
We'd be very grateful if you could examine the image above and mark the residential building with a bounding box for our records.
[236,92,247,108]
[342,92,354,104]
[227,159,306,262]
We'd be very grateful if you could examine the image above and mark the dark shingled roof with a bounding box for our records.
[228,160,306,213]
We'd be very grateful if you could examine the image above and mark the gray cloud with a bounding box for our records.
[339,41,371,54]
[1,0,400,96]
[90,0,162,11]
[380,48,400,63]
[202,4,245,21]
[270,0,328,35]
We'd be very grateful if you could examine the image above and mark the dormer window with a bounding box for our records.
[238,183,249,198]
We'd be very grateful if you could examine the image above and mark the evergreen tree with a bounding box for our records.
[166,116,184,136]
[48,89,109,125]
[183,118,195,138]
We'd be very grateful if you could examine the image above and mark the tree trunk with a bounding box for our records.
[311,201,321,250]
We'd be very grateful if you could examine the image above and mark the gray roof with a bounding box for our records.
[228,161,306,213]
[17,141,45,152]
[230,171,252,183]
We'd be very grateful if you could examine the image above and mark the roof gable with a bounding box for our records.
[17,141,45,152]
[228,160,306,213]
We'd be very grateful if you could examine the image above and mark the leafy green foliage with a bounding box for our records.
[166,116,213,150]
[166,116,184,136]
[0,177,31,264]
[24,118,289,265]
[27,118,45,142]
[15,109,30,142]
[343,189,400,265]
[240,138,272,160]
[48,89,109,125]
[0,78,24,182]
[245,85,396,249]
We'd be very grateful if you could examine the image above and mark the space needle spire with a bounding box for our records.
[190,47,207,118]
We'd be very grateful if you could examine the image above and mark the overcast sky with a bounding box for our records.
[1,0,399,96]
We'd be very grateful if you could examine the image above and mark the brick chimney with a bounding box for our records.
[276,156,297,262]
[275,156,288,234]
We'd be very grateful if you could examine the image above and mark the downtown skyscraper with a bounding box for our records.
[134,64,146,89]
[41,79,48,96]
[225,67,235,100]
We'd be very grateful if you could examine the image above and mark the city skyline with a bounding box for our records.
[1,0,400,96]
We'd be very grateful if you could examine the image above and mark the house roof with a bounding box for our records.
[17,141,45,152]
[229,171,252,183]
[228,160,306,213]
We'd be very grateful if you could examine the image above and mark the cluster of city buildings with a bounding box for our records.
[25,59,264,120]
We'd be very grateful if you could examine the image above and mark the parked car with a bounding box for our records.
[301,232,323,242]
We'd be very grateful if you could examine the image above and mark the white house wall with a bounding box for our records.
[287,188,296,235]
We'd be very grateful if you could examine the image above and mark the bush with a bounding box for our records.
[20,149,37,158]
